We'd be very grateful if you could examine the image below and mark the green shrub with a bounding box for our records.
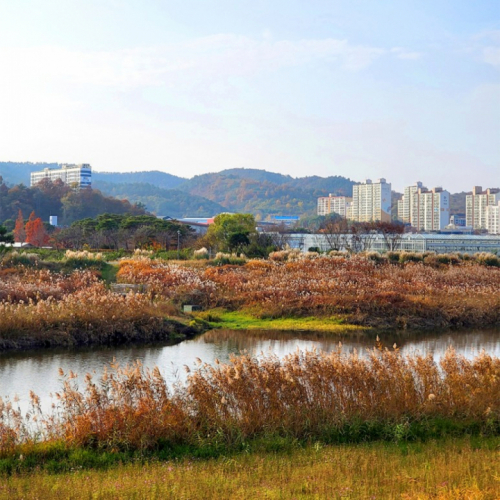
[474,252,500,267]
[208,252,247,266]
[152,249,193,260]
[399,252,422,263]
[386,251,400,263]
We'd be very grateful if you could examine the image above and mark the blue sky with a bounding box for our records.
[0,0,498,191]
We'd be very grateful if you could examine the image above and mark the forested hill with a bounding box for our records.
[176,171,355,217]
[93,171,186,190]
[1,163,356,218]
[94,168,356,218]
[0,178,146,227]
[0,162,59,185]
[93,182,226,219]
[217,168,355,194]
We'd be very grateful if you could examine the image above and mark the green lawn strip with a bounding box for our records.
[0,427,498,477]
[195,309,366,333]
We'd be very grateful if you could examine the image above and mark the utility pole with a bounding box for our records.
[177,230,180,260]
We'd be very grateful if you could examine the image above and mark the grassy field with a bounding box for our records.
[195,309,365,333]
[1,437,499,499]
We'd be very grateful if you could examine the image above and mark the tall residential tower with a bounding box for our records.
[350,178,391,222]
[466,187,500,230]
[398,183,450,231]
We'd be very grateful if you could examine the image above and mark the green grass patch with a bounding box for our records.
[100,263,119,284]
[2,437,499,499]
[194,309,366,333]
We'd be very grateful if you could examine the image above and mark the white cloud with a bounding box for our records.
[390,47,423,60]
[482,46,500,67]
[0,34,386,94]
[466,30,500,68]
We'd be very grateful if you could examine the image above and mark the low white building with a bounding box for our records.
[30,164,92,188]
[286,233,500,254]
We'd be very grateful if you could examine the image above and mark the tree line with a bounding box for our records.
[0,177,146,229]
[56,214,194,250]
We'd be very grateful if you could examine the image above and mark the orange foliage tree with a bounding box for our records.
[13,209,26,243]
[25,211,49,247]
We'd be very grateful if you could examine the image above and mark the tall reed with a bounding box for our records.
[1,348,498,455]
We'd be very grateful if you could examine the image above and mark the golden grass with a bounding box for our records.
[1,438,499,499]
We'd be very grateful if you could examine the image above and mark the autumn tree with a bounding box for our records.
[13,209,26,243]
[25,211,49,246]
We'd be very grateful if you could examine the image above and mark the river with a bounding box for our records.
[0,328,499,414]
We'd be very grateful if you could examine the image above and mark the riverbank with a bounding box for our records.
[1,437,499,499]
[1,349,498,462]
[1,252,500,352]
[118,254,500,330]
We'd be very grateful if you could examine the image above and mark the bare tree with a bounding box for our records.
[319,217,349,251]
[374,221,405,251]
[343,222,377,254]
[260,223,292,250]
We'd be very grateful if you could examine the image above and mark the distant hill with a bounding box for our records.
[93,170,185,190]
[218,168,294,185]
[450,192,467,216]
[0,162,59,186]
[93,182,226,218]
[206,168,354,195]
[177,169,355,218]
[1,163,356,219]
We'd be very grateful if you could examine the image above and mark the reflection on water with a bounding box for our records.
[0,327,499,414]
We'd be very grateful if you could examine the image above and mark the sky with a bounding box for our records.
[0,0,499,192]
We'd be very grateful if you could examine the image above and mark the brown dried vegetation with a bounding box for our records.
[118,254,500,328]
[1,348,499,454]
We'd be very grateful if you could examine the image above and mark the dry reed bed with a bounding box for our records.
[0,269,191,350]
[0,269,98,303]
[1,348,499,454]
[117,256,500,328]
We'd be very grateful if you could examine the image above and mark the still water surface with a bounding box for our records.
[0,328,499,413]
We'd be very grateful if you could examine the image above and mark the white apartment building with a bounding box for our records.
[397,182,424,224]
[398,183,450,231]
[466,187,500,230]
[486,202,500,235]
[317,194,352,217]
[350,178,391,222]
[30,164,92,188]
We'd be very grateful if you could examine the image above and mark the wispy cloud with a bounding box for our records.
[390,47,423,60]
[482,46,500,67]
[466,30,500,68]
[0,34,390,93]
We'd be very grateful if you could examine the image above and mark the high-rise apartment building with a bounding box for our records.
[414,187,450,231]
[317,194,352,217]
[350,179,391,222]
[485,202,500,235]
[466,187,500,230]
[397,182,424,224]
[398,183,449,231]
[30,164,92,188]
